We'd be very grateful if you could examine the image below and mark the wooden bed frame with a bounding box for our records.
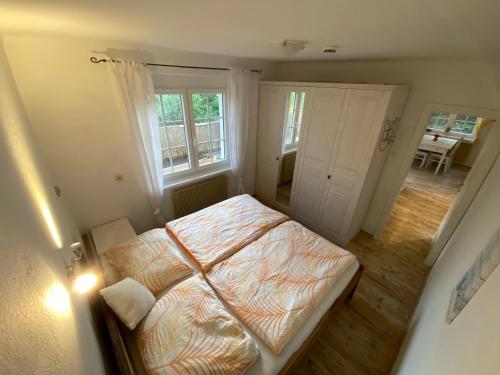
[83,232,364,375]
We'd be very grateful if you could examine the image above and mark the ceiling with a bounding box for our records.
[1,0,499,61]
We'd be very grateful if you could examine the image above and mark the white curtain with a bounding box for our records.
[227,68,259,195]
[108,60,164,220]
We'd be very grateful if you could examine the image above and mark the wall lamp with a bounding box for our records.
[67,242,98,294]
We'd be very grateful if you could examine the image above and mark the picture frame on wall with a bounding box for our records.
[447,228,500,323]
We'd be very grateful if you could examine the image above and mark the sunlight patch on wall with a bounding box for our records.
[0,99,63,249]
[0,40,63,249]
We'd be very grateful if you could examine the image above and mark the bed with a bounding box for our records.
[84,195,363,375]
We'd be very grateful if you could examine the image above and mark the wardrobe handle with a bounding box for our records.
[276,157,279,161]
[327,174,331,179]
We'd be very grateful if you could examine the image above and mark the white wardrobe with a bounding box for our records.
[256,81,408,245]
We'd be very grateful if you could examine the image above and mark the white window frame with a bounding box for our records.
[155,88,229,186]
[427,112,480,142]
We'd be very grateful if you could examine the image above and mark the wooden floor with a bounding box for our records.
[291,163,470,375]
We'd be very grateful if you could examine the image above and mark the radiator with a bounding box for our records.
[171,175,228,218]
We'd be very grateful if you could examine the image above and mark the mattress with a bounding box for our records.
[166,194,289,271]
[135,274,259,375]
[91,217,360,375]
[243,260,359,375]
[91,219,200,287]
[207,220,357,354]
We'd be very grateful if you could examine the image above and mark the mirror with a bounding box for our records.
[275,90,306,206]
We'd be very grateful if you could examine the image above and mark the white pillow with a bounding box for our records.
[99,278,156,330]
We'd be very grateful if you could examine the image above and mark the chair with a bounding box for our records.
[426,137,463,174]
[414,149,429,168]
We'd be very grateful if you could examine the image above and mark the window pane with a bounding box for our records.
[161,149,172,171]
[427,117,438,128]
[449,114,478,135]
[451,120,475,134]
[284,91,305,146]
[156,96,165,124]
[195,123,210,143]
[208,93,223,117]
[198,141,225,166]
[289,92,296,113]
[428,112,450,127]
[192,91,226,167]
[209,118,224,140]
[155,93,191,175]
[158,126,169,149]
[197,142,211,166]
[192,93,208,120]
[284,127,293,144]
[170,146,190,173]
[427,111,478,137]
[162,94,183,122]
[437,118,448,129]
[166,125,187,148]
[211,140,225,162]
[427,112,449,130]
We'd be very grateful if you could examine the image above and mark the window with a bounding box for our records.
[283,91,305,150]
[156,93,191,174]
[191,93,226,166]
[427,112,481,140]
[154,89,227,178]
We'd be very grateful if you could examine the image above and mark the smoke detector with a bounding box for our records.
[323,46,337,54]
[282,40,308,56]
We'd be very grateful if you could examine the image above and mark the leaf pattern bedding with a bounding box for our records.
[206,220,357,354]
[135,274,258,374]
[104,228,192,295]
[166,194,289,271]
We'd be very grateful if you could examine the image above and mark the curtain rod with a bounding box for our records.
[90,56,262,73]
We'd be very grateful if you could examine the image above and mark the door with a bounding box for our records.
[291,87,346,226]
[256,85,287,203]
[319,89,386,243]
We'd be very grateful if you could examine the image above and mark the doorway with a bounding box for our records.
[380,106,497,264]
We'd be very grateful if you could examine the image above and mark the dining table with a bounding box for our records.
[419,134,459,175]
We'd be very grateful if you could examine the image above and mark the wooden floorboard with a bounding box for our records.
[291,163,469,375]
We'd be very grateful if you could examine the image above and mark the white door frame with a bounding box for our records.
[373,103,499,266]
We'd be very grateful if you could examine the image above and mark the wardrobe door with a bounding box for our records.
[291,87,345,226]
[256,85,287,204]
[318,89,387,243]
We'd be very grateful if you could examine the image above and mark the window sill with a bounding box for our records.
[163,164,231,191]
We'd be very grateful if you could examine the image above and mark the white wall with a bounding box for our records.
[0,40,105,374]
[454,124,492,167]
[391,154,500,374]
[3,35,273,233]
[269,59,500,235]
